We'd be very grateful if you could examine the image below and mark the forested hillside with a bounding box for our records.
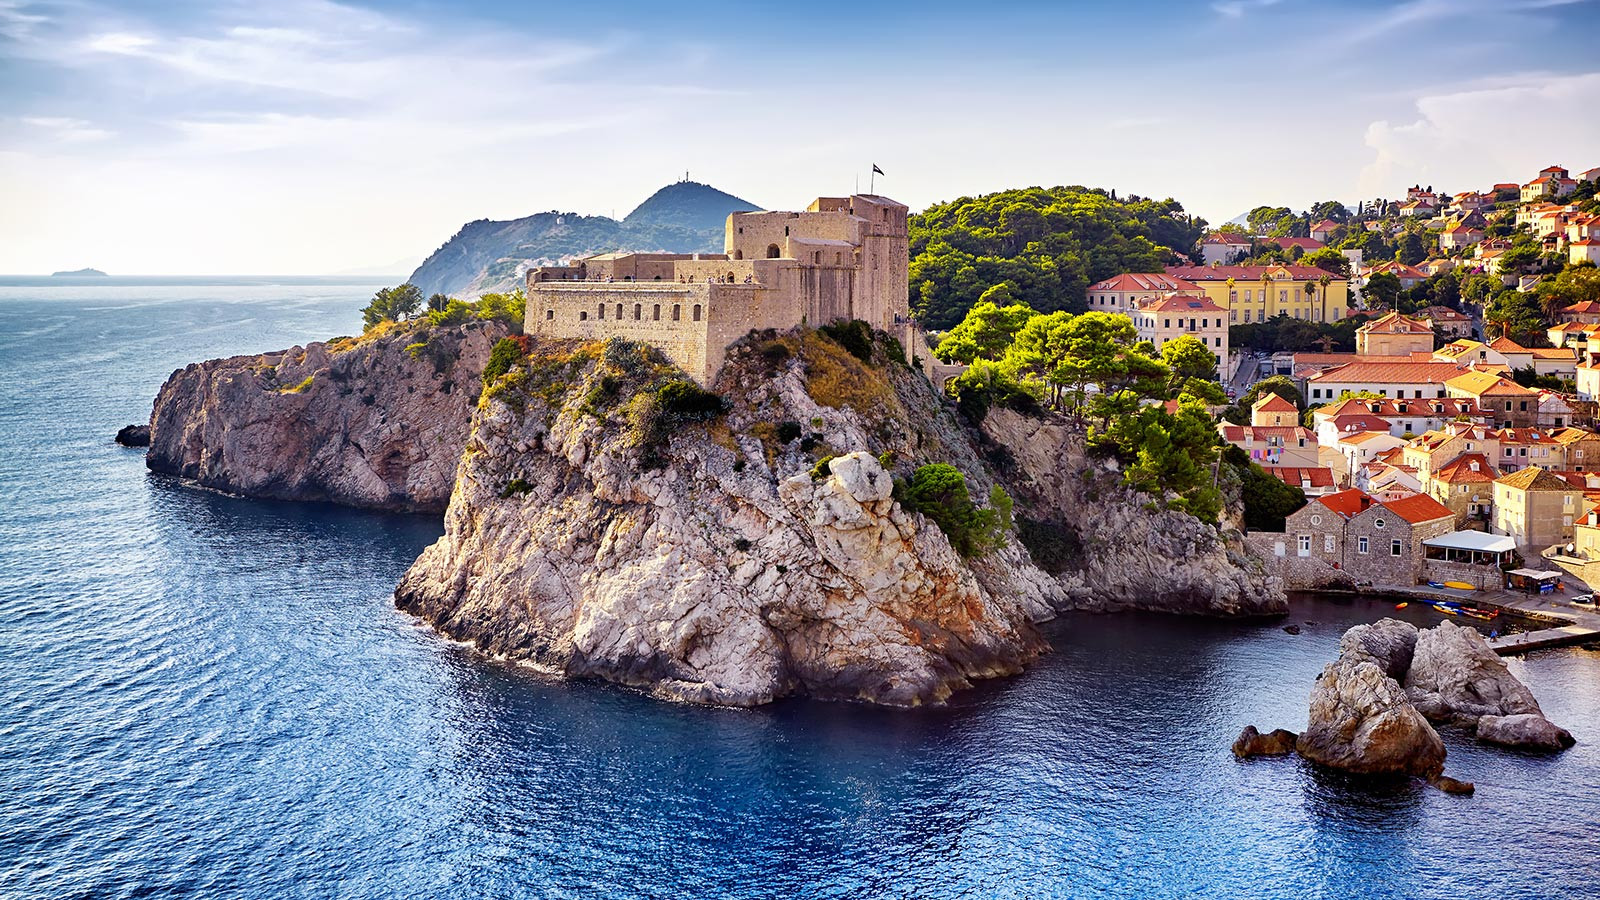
[909,187,1206,330]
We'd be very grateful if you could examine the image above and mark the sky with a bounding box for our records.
[1,0,1598,275]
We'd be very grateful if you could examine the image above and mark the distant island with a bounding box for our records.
[51,268,107,277]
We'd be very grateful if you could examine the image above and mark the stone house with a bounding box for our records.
[1250,392,1299,427]
[1424,452,1494,525]
[1402,421,1499,482]
[1356,311,1435,356]
[1280,489,1454,585]
[1554,427,1600,472]
[1445,371,1541,428]
[1493,466,1584,551]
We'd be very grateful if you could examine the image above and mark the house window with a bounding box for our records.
[1374,518,1386,529]
[1298,535,1311,556]
[1324,534,1335,553]
[1311,514,1322,525]
[1359,536,1369,554]
[1245,311,1252,323]
[1391,539,1402,557]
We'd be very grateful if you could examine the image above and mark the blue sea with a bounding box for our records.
[2,277,1599,899]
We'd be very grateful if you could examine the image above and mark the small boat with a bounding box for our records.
[1443,581,1476,591]
[1394,602,1409,610]
[1462,609,1494,620]
[1437,607,1462,616]
[1426,581,1446,589]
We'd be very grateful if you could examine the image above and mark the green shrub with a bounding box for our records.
[819,319,875,363]
[896,463,1008,558]
[482,336,524,388]
[281,375,314,394]
[810,455,836,481]
[427,299,476,327]
[405,342,428,360]
[499,478,532,498]
[656,380,726,423]
[876,450,895,470]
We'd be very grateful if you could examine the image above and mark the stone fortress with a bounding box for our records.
[525,194,913,383]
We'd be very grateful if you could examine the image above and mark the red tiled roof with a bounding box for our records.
[1265,466,1335,489]
[1137,293,1225,313]
[1379,492,1453,524]
[1359,311,1433,334]
[1088,273,1200,293]
[1434,453,1494,484]
[1563,300,1600,315]
[1315,488,1372,519]
[1165,265,1337,282]
[1308,361,1467,385]
[1254,393,1298,413]
[1268,237,1326,251]
[1202,233,1252,245]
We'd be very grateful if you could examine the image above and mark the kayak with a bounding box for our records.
[1437,606,1462,616]
[1394,602,1409,609]
[1462,610,1494,620]
[1426,582,1446,589]
[1443,581,1476,591]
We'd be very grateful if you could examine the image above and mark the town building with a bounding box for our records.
[1280,489,1454,585]
[1085,273,1201,314]
[1309,219,1342,242]
[1402,422,1499,482]
[525,194,910,384]
[1163,265,1350,325]
[1444,371,1541,427]
[1310,396,1489,446]
[1492,466,1583,551]
[1199,232,1252,266]
[1425,452,1495,526]
[1219,422,1320,467]
[1265,466,1337,497]
[1304,360,1470,403]
[1127,294,1228,373]
[1357,312,1435,356]
[1439,222,1484,251]
[1250,392,1299,427]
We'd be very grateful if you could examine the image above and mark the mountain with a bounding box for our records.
[51,267,107,277]
[406,181,759,299]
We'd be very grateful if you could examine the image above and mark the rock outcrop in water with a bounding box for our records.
[1239,617,1572,788]
[114,424,150,447]
[145,319,507,512]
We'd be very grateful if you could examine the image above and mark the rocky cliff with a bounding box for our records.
[146,319,507,513]
[393,327,1287,705]
[980,408,1285,617]
[395,331,1059,706]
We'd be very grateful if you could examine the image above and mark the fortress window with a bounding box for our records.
[653,275,662,281]
[672,304,681,321]
[580,311,588,321]
[784,226,789,236]
[653,304,661,321]
[597,304,605,319]
[726,271,734,283]
[545,309,553,320]
[634,303,642,320]
[814,252,821,264]
[766,244,780,259]
[693,304,702,322]
[616,303,623,319]
[835,252,842,264]
[734,249,743,260]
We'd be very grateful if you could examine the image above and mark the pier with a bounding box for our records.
[1362,575,1600,655]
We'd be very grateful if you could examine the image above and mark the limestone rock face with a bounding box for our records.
[1404,620,1543,725]
[980,408,1285,617]
[146,320,507,512]
[1297,655,1447,778]
[395,336,1056,706]
[1340,618,1418,681]
[1475,714,1577,752]
[115,424,151,447]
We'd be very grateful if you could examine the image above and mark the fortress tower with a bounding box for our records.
[524,194,911,384]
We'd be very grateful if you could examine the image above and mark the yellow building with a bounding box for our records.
[1164,265,1351,326]
[1492,466,1583,551]
[1358,311,1435,356]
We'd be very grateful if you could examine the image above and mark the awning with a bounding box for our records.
[1423,531,1516,553]
[1507,568,1564,579]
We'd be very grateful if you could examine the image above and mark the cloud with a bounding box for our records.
[1211,0,1282,19]
[19,115,111,141]
[1360,71,1600,195]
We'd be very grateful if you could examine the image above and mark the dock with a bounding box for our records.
[1358,577,1600,656]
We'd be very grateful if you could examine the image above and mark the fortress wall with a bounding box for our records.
[526,284,714,382]
[727,210,858,260]
[704,285,804,382]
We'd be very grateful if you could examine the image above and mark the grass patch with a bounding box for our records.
[280,375,315,394]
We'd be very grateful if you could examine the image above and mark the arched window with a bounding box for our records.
[633,303,641,320]
[813,251,821,264]
[653,275,662,281]
[726,271,734,283]
[615,303,622,320]
[692,304,702,322]
[733,249,743,260]
[766,244,780,259]
[652,304,660,321]
[597,304,605,320]
[672,304,681,321]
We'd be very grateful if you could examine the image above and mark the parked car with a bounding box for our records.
[1570,594,1595,609]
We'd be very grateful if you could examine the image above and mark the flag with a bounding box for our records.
[872,164,884,176]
